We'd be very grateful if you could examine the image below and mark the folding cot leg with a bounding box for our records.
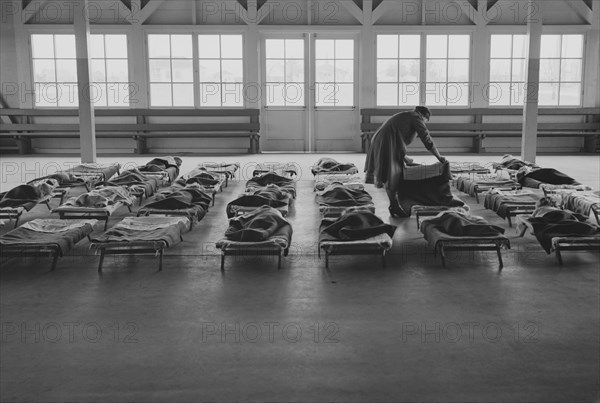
[381,251,386,268]
[518,225,528,237]
[50,252,59,271]
[439,245,447,268]
[325,252,330,269]
[158,249,164,271]
[416,214,421,230]
[14,214,21,228]
[103,218,109,231]
[555,246,564,265]
[277,252,282,270]
[507,215,513,228]
[475,190,480,204]
[220,254,225,271]
[496,245,504,270]
[98,250,105,273]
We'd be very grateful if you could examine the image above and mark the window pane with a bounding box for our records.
[33,60,56,82]
[285,83,304,106]
[90,35,105,58]
[106,59,128,82]
[105,35,128,58]
[449,35,469,58]
[222,83,244,107]
[561,35,583,58]
[266,60,285,82]
[199,35,221,58]
[266,39,285,58]
[316,83,335,106]
[316,39,335,59]
[36,83,57,107]
[149,59,171,82]
[561,59,582,82]
[377,83,397,106]
[335,60,353,82]
[488,82,511,106]
[171,59,193,82]
[107,83,130,107]
[490,35,511,58]
[200,83,222,106]
[399,83,420,106]
[91,59,106,82]
[148,35,171,58]
[199,59,221,82]
[559,83,581,106]
[448,59,469,82]
[378,35,398,58]
[221,35,243,58]
[541,35,561,58]
[54,35,76,58]
[512,35,527,58]
[539,59,560,82]
[172,83,194,106]
[490,59,511,81]
[511,83,526,105]
[426,59,447,82]
[425,83,445,106]
[377,60,398,82]
[399,35,420,58]
[221,60,243,82]
[447,83,469,106]
[538,82,559,106]
[285,39,304,59]
[316,60,335,82]
[334,83,353,106]
[150,83,172,106]
[285,59,304,82]
[55,59,77,82]
[335,40,354,59]
[171,35,192,58]
[398,59,419,82]
[265,83,285,106]
[91,83,107,107]
[32,35,54,58]
[57,83,78,107]
[427,35,447,59]
[512,59,527,82]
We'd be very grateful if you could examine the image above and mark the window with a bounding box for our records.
[31,34,78,107]
[148,34,194,107]
[315,39,354,107]
[489,34,584,106]
[376,34,421,106]
[265,39,305,107]
[489,34,528,106]
[539,34,583,106]
[198,35,244,107]
[90,34,129,107]
[425,34,470,106]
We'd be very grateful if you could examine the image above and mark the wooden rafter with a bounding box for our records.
[139,0,164,24]
[22,0,50,23]
[565,0,593,24]
[340,0,364,24]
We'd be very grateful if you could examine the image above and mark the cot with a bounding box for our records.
[0,179,60,227]
[61,162,121,190]
[455,175,521,203]
[315,183,375,218]
[0,219,96,270]
[136,156,182,185]
[420,211,510,269]
[484,189,541,227]
[199,162,240,187]
[89,216,189,272]
[176,168,227,205]
[253,162,298,178]
[137,185,211,229]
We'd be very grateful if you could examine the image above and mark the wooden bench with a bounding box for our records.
[0,108,261,154]
[360,108,600,153]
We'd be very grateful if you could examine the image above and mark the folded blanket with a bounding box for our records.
[423,211,505,238]
[64,186,133,208]
[226,194,288,218]
[225,205,293,242]
[311,158,357,175]
[483,191,540,218]
[248,172,294,188]
[528,208,600,253]
[320,211,397,242]
[176,170,220,187]
[96,169,158,196]
[143,188,211,212]
[90,217,188,247]
[20,219,97,233]
[316,184,373,207]
[0,220,95,254]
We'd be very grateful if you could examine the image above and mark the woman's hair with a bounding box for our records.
[415,106,431,119]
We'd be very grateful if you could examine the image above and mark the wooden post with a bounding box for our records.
[73,0,96,163]
[521,0,542,163]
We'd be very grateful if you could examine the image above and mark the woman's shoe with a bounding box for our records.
[389,204,408,218]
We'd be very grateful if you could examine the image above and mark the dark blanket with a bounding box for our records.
[248,173,294,187]
[90,219,185,247]
[0,223,94,254]
[176,172,219,187]
[316,186,373,207]
[499,158,540,171]
[143,188,211,212]
[517,168,580,188]
[225,205,292,242]
[0,185,43,210]
[97,169,158,196]
[226,195,288,218]
[138,157,182,180]
[397,163,465,216]
[311,158,356,175]
[423,211,505,237]
[66,164,119,181]
[528,208,600,253]
[320,211,397,242]
[484,192,540,219]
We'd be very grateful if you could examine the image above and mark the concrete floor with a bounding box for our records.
[1,154,599,402]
